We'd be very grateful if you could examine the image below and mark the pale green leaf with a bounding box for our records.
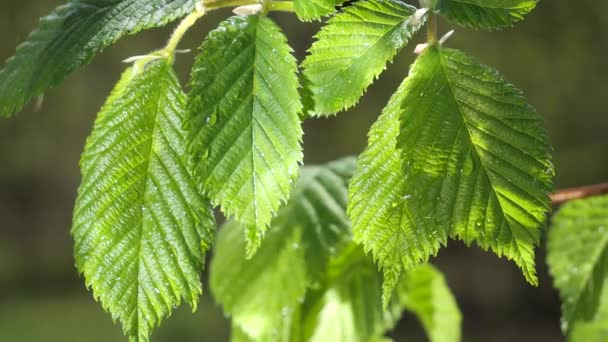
[213,158,460,342]
[293,0,344,21]
[437,0,538,30]
[301,0,425,116]
[396,264,462,342]
[0,0,195,117]
[348,74,447,304]
[210,158,356,341]
[301,246,461,342]
[396,45,553,286]
[72,60,215,342]
[188,15,303,254]
[547,195,608,336]
[570,282,608,342]
[211,220,308,341]
[300,244,398,342]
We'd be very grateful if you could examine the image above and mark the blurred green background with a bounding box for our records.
[1,0,607,341]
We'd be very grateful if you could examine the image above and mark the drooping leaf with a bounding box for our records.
[293,0,344,21]
[396,264,462,342]
[547,195,608,337]
[188,15,303,254]
[437,0,538,30]
[301,0,425,116]
[0,0,195,117]
[72,60,215,342]
[398,45,554,284]
[348,75,447,304]
[396,45,553,285]
[210,158,356,341]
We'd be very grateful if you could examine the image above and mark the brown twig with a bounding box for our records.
[550,182,608,206]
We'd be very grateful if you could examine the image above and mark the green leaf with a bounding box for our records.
[0,0,195,117]
[293,0,344,21]
[396,264,462,342]
[72,60,215,342]
[211,220,308,341]
[210,158,356,341]
[547,195,608,336]
[396,45,553,286]
[301,246,461,342]
[301,0,425,116]
[437,0,538,30]
[188,15,303,254]
[348,74,447,304]
[570,283,608,342]
[300,244,394,342]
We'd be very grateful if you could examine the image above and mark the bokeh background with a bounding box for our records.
[1,0,607,341]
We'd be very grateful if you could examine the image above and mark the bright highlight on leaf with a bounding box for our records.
[302,0,426,116]
[293,0,344,21]
[72,60,215,342]
[547,195,608,338]
[437,0,538,30]
[188,15,303,255]
[0,0,195,117]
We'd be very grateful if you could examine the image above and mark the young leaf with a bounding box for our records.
[437,0,538,30]
[301,0,425,116]
[301,246,461,342]
[210,158,356,340]
[211,220,308,341]
[397,264,462,342]
[397,45,553,285]
[348,76,447,303]
[188,15,303,254]
[569,286,608,342]
[0,0,195,117]
[72,60,215,342]
[547,195,608,336]
[293,0,344,22]
[301,244,396,342]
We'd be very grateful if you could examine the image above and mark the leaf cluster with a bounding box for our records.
[1,0,588,341]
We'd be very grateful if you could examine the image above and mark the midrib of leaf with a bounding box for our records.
[133,70,171,334]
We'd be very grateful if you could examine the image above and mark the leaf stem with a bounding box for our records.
[162,2,207,63]
[270,1,295,12]
[551,182,608,206]
[426,10,437,43]
[204,0,259,10]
